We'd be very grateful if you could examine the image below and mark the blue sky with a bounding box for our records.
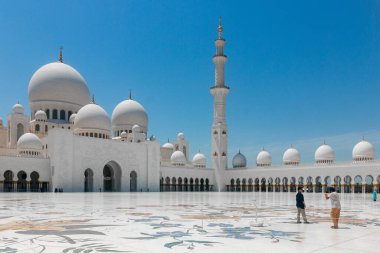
[0,0,380,166]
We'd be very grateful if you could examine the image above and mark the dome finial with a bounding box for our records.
[323,140,326,145]
[290,144,293,148]
[167,138,170,143]
[362,136,365,141]
[218,16,223,39]
[59,46,63,63]
[91,95,95,104]
[262,146,265,151]
[129,89,132,100]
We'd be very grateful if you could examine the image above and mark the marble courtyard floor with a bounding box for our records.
[0,192,379,252]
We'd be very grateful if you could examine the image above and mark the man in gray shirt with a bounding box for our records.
[325,187,341,229]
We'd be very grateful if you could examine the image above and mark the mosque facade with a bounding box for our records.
[0,21,379,193]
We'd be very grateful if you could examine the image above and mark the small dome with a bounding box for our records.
[170,150,186,164]
[112,99,148,133]
[232,151,247,168]
[74,103,110,132]
[283,147,300,165]
[192,152,207,166]
[35,110,47,121]
[177,132,185,140]
[120,131,128,138]
[162,141,174,149]
[315,144,334,163]
[132,124,141,132]
[28,62,90,107]
[256,149,272,166]
[353,140,375,161]
[17,133,42,151]
[12,103,24,114]
[69,113,77,123]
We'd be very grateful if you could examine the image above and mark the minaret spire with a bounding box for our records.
[218,16,223,39]
[59,46,63,63]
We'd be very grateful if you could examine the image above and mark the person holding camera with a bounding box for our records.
[296,187,309,223]
[325,187,341,229]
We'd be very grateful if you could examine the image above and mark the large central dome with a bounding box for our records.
[29,62,90,106]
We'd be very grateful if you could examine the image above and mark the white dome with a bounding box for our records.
[177,132,185,140]
[120,131,128,138]
[353,140,375,161]
[315,144,334,163]
[256,150,272,166]
[132,124,141,132]
[192,152,207,165]
[283,147,300,165]
[69,113,77,123]
[74,103,110,132]
[232,151,247,168]
[28,62,90,106]
[170,150,186,164]
[112,99,148,132]
[12,103,24,114]
[162,142,174,149]
[17,133,42,151]
[35,110,47,121]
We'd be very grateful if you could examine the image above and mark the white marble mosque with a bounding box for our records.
[0,20,379,194]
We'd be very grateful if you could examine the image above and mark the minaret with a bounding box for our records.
[210,18,229,192]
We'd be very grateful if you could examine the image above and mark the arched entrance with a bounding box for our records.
[30,171,39,192]
[365,175,373,193]
[17,171,27,192]
[130,171,137,192]
[4,170,14,192]
[103,161,122,192]
[354,175,362,193]
[84,169,94,192]
[344,175,352,193]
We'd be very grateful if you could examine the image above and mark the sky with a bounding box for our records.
[0,0,380,166]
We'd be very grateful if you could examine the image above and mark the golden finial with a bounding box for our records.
[218,16,223,38]
[59,46,63,63]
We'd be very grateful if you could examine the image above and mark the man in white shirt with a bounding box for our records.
[325,187,341,229]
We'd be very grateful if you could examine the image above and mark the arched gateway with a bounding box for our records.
[103,161,122,192]
[130,171,137,192]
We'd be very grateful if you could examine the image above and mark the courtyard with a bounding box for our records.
[0,192,379,252]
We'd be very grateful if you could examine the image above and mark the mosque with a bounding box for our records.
[0,21,379,193]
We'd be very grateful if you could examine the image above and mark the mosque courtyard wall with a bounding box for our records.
[46,128,160,192]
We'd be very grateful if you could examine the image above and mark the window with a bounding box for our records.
[35,124,40,132]
[52,109,58,119]
[45,109,50,119]
[45,125,48,132]
[60,110,65,120]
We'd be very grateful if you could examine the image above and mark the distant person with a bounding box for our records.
[325,187,341,229]
[296,187,309,223]
[373,190,377,202]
